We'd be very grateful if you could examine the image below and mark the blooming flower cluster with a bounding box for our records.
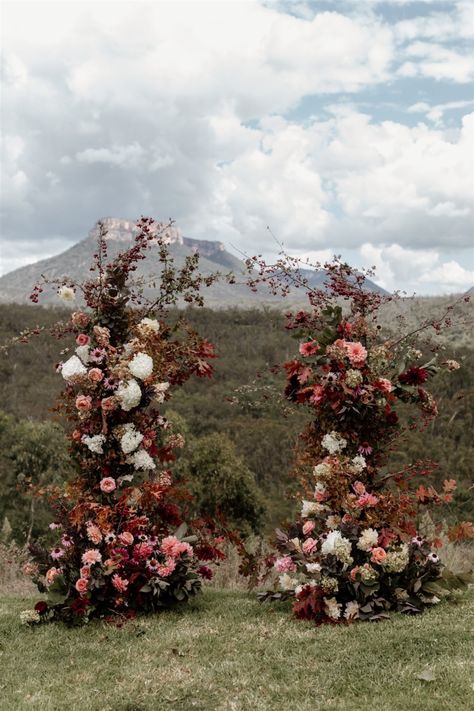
[252,258,473,625]
[24,218,224,625]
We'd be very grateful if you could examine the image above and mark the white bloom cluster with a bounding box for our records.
[61,355,87,382]
[321,431,347,455]
[117,379,142,411]
[154,382,170,403]
[128,352,153,380]
[279,573,298,591]
[120,425,144,454]
[75,345,90,364]
[351,455,366,473]
[82,434,106,454]
[127,448,156,471]
[326,515,341,530]
[345,369,363,388]
[301,500,328,518]
[344,601,359,620]
[313,462,331,479]
[445,359,460,371]
[314,482,327,498]
[357,528,379,552]
[57,286,75,302]
[306,562,321,574]
[138,317,160,334]
[321,530,353,564]
[20,609,41,624]
[324,597,342,620]
[383,544,410,573]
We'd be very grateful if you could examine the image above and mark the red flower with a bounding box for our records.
[71,597,89,616]
[399,367,428,385]
[34,601,48,614]
[197,565,213,580]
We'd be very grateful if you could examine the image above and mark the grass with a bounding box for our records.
[1,590,473,711]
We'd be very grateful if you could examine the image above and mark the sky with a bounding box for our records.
[1,0,473,294]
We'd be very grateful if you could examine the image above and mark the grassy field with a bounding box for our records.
[1,590,473,711]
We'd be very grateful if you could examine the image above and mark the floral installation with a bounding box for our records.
[245,253,472,624]
[21,218,226,625]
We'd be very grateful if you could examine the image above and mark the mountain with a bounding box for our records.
[0,218,387,306]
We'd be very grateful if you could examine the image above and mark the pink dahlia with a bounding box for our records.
[112,574,129,592]
[299,340,320,357]
[344,342,367,368]
[157,559,176,577]
[81,549,102,565]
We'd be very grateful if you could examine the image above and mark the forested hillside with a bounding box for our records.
[0,303,472,543]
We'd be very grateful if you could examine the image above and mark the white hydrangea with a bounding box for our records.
[154,382,170,403]
[81,434,106,454]
[301,500,328,518]
[138,317,160,334]
[313,462,331,479]
[61,355,87,382]
[321,431,347,454]
[383,544,410,573]
[57,285,75,302]
[306,562,321,574]
[344,601,360,620]
[116,380,142,411]
[351,455,367,473]
[324,597,342,620]
[75,345,90,364]
[127,448,156,471]
[321,530,353,564]
[20,609,41,624]
[357,528,379,552]
[279,573,298,591]
[128,352,153,380]
[120,426,144,454]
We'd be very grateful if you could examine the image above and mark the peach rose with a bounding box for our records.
[76,333,90,346]
[80,566,91,578]
[371,547,387,564]
[75,394,92,411]
[88,368,104,383]
[100,477,116,493]
[75,577,89,594]
[45,567,61,586]
[118,531,134,546]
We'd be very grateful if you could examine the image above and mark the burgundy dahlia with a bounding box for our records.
[399,367,429,385]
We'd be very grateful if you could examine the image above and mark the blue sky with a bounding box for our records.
[1,0,473,293]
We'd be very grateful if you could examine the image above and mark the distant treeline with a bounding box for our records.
[0,303,472,542]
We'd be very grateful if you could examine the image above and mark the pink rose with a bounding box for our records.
[101,397,116,412]
[80,566,91,578]
[76,333,90,346]
[75,577,89,594]
[353,481,366,495]
[75,395,92,411]
[302,520,316,535]
[88,368,104,383]
[350,567,359,581]
[71,429,82,441]
[302,537,317,555]
[100,477,116,494]
[371,547,387,564]
[118,531,134,546]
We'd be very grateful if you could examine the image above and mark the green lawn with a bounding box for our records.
[1,590,473,711]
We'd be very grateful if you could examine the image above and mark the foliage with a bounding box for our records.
[21,218,227,624]
[245,254,473,624]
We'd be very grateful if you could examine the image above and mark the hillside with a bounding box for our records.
[0,217,386,306]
